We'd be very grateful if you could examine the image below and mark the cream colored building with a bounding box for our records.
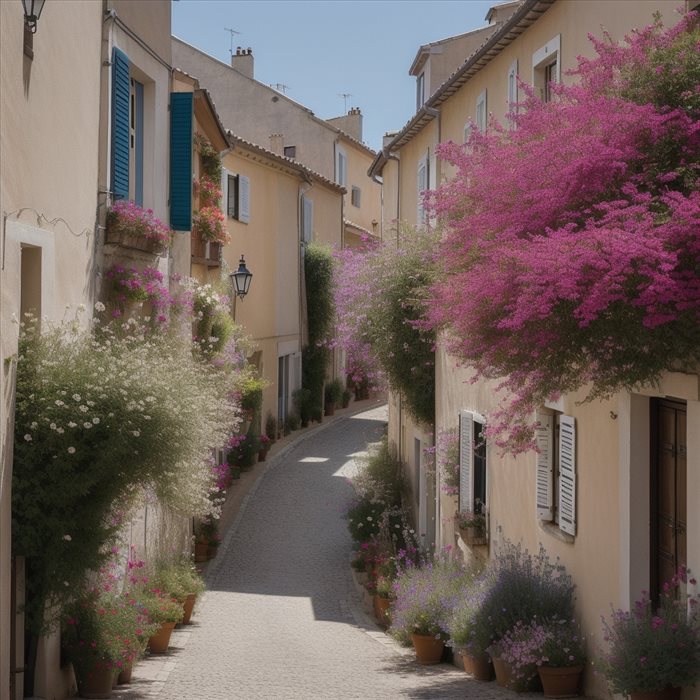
[1,1,179,697]
[171,36,382,245]
[370,2,696,697]
[219,136,344,428]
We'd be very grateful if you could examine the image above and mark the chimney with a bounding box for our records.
[231,46,254,79]
[268,133,284,155]
[327,107,363,141]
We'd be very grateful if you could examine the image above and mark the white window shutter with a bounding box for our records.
[476,90,487,133]
[558,415,576,535]
[417,156,427,225]
[238,175,250,223]
[459,411,474,512]
[507,59,518,111]
[303,196,314,242]
[535,412,554,520]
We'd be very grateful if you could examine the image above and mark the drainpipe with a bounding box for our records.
[423,106,440,549]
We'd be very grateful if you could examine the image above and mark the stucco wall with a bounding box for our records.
[0,1,103,696]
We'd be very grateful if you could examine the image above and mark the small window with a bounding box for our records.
[416,154,429,225]
[227,173,250,223]
[335,146,347,187]
[351,186,361,208]
[459,410,487,514]
[416,72,425,110]
[535,411,576,536]
[301,194,314,242]
[507,59,518,115]
[284,145,296,158]
[533,35,561,103]
[475,90,487,134]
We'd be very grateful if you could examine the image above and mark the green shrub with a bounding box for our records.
[324,378,344,405]
[292,387,312,425]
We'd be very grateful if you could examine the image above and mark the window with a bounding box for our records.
[535,412,576,536]
[301,194,314,242]
[226,173,250,223]
[416,71,425,110]
[284,145,296,158]
[416,153,429,225]
[507,59,518,115]
[130,79,144,206]
[463,121,473,144]
[475,90,487,134]
[533,35,561,103]
[459,410,487,515]
[351,186,361,208]
[335,145,347,187]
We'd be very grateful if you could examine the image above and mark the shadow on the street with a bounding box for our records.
[206,408,387,626]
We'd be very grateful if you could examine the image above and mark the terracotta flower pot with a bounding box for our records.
[181,593,197,625]
[492,655,532,692]
[116,662,133,685]
[374,595,391,626]
[258,449,267,462]
[538,665,583,698]
[630,689,682,700]
[194,542,208,562]
[74,665,115,699]
[324,402,335,416]
[411,633,444,665]
[462,651,494,681]
[147,621,176,654]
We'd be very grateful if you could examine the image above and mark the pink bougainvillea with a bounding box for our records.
[428,14,700,452]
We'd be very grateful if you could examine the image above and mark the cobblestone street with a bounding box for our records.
[115,406,545,699]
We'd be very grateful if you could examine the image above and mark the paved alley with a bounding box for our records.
[116,406,542,699]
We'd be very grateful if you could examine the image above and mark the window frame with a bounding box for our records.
[475,89,487,134]
[351,185,361,208]
[532,35,561,103]
[459,410,487,515]
[335,145,347,187]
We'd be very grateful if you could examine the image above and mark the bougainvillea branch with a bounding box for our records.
[428,13,700,452]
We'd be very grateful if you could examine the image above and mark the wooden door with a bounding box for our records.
[651,399,687,601]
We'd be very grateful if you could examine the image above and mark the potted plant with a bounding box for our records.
[139,591,184,654]
[600,569,700,700]
[193,517,218,561]
[490,620,546,692]
[265,412,277,445]
[446,586,494,681]
[292,387,312,427]
[390,556,473,665]
[227,433,258,471]
[63,590,155,698]
[341,388,352,409]
[455,505,487,546]
[105,200,172,255]
[258,433,271,461]
[286,412,300,432]
[324,378,343,416]
[536,620,586,698]
[150,560,206,625]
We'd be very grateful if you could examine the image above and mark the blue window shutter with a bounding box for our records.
[170,92,193,231]
[111,48,130,200]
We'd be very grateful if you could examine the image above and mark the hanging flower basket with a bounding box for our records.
[106,201,172,255]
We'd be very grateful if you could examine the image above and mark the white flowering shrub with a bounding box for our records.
[12,312,240,632]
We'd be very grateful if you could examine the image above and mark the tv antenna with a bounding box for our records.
[338,93,352,112]
[271,83,290,94]
[225,27,241,56]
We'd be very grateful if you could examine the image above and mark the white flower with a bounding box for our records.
[94,302,105,312]
[132,430,140,437]
[55,400,64,406]
[62,534,72,541]
[56,428,64,434]
[83,422,92,429]
[50,423,57,430]
[68,422,77,428]
[30,422,38,429]
[23,434,32,442]
[67,446,76,454]
[79,405,88,413]
[72,394,81,402]
[92,417,100,424]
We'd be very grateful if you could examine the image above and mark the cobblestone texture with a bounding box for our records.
[114,406,556,699]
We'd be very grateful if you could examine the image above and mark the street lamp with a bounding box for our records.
[21,0,46,32]
[229,255,252,321]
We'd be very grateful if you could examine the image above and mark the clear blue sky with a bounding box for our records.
[172,0,495,152]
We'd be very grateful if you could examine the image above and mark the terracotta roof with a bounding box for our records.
[227,132,346,194]
[343,218,374,237]
[369,0,555,178]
